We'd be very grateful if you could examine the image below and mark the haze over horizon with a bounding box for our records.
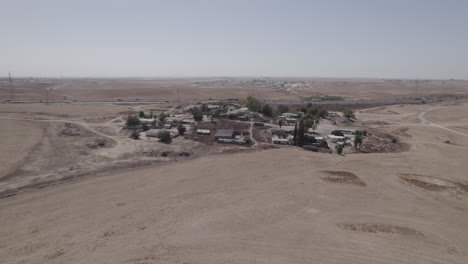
[2,0,468,79]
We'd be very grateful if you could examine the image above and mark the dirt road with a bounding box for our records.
[249,121,258,147]
[417,107,468,137]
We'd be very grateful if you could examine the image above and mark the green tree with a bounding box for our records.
[277,104,289,114]
[336,144,343,155]
[318,108,328,118]
[138,111,145,118]
[305,135,317,144]
[343,109,355,119]
[354,134,363,149]
[297,119,306,146]
[177,124,186,135]
[200,103,209,112]
[130,131,140,139]
[355,130,367,136]
[157,130,172,144]
[159,112,166,121]
[245,96,263,112]
[261,104,273,117]
[142,123,149,131]
[193,110,203,121]
[278,119,283,128]
[126,115,140,126]
[293,122,298,144]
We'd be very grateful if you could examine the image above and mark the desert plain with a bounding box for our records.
[0,78,467,264]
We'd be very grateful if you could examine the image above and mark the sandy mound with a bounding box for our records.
[399,174,468,199]
[320,170,366,186]
[338,223,423,236]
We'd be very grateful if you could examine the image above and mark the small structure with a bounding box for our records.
[165,117,183,123]
[218,138,245,144]
[215,129,234,140]
[283,113,299,118]
[272,138,289,145]
[279,126,295,133]
[140,118,156,124]
[207,105,220,110]
[307,129,320,134]
[328,135,345,143]
[226,107,248,116]
[146,129,162,137]
[196,129,211,135]
[339,129,356,135]
[164,123,172,129]
[182,119,196,125]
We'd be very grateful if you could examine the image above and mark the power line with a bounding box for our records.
[9,72,15,101]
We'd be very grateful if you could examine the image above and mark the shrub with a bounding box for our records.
[304,135,317,144]
[126,115,140,126]
[245,96,263,112]
[157,130,172,144]
[276,104,289,114]
[261,104,273,117]
[355,130,367,136]
[244,136,253,144]
[343,109,355,119]
[193,110,203,121]
[354,134,363,149]
[318,140,329,148]
[159,112,166,121]
[228,113,238,119]
[130,131,140,139]
[142,123,149,131]
[318,108,328,118]
[392,138,398,143]
[336,144,343,155]
[177,124,186,135]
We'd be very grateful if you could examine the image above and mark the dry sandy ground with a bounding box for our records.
[2,78,468,101]
[0,102,468,263]
[0,119,44,179]
[0,103,236,194]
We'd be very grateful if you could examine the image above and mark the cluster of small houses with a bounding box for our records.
[124,101,359,150]
[194,128,251,144]
[271,128,357,149]
[131,113,197,138]
[124,101,257,144]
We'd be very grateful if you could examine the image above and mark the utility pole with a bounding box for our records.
[8,72,15,101]
[45,89,49,104]
[416,75,419,98]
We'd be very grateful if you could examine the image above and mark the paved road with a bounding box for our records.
[1,97,459,106]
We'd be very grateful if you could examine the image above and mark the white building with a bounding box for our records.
[328,135,345,143]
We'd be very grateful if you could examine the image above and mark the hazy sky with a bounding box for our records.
[2,0,468,79]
